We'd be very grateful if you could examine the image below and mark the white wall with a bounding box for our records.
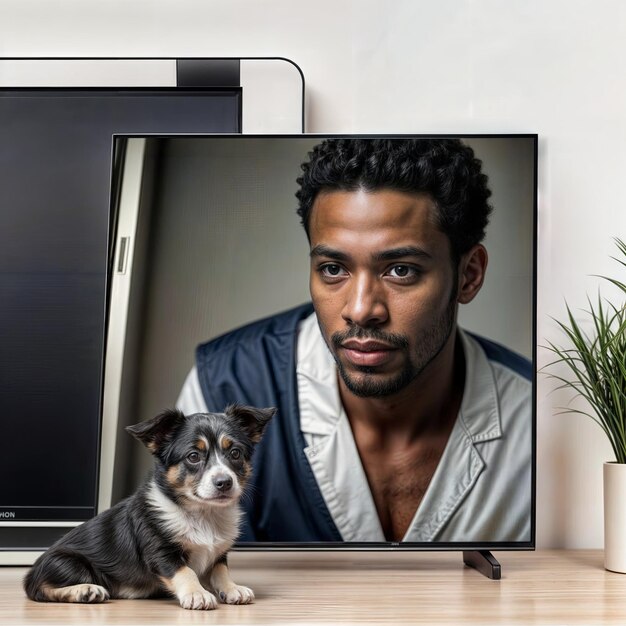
[3,0,626,549]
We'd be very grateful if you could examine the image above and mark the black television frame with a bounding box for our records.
[0,56,306,559]
[107,132,538,574]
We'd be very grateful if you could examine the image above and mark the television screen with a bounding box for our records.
[107,134,536,549]
[0,88,241,549]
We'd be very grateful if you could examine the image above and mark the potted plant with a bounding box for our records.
[545,238,626,573]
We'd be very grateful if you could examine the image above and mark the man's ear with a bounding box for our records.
[225,404,276,443]
[457,244,488,305]
[126,409,186,454]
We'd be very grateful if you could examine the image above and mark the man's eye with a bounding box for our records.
[320,264,347,278]
[387,265,418,279]
[187,451,201,464]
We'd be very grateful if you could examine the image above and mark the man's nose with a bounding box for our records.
[341,273,389,327]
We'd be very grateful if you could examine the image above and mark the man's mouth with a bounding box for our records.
[340,339,398,367]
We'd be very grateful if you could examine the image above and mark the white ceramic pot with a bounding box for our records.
[604,462,626,573]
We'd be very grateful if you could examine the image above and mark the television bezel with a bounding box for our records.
[108,132,538,552]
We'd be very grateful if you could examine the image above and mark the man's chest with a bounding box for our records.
[358,442,448,542]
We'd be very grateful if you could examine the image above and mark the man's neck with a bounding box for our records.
[338,330,466,445]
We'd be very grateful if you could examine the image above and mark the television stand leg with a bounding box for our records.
[462,550,501,580]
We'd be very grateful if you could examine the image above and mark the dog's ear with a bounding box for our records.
[224,404,276,443]
[126,409,186,454]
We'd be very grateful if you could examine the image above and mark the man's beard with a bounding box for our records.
[326,296,457,399]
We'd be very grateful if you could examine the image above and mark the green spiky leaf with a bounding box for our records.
[542,238,626,464]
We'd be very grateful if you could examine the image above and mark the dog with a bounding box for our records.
[24,403,274,610]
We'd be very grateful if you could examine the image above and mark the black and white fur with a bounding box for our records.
[24,404,274,610]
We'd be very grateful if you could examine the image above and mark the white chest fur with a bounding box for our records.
[146,482,241,576]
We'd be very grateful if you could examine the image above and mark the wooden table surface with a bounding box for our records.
[2,550,626,625]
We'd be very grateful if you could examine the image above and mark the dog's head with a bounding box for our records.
[126,404,275,507]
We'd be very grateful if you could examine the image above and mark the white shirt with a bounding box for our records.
[177,312,532,543]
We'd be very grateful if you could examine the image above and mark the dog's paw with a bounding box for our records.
[218,585,255,605]
[178,589,218,610]
[70,584,110,603]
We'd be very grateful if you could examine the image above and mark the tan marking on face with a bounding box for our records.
[220,436,233,450]
[196,439,207,451]
[242,462,252,481]
[166,464,182,487]
[183,471,196,489]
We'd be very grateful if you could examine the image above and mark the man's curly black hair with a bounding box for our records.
[296,138,493,263]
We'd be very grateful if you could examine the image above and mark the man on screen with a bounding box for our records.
[177,138,532,543]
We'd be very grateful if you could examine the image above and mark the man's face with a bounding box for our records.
[309,188,459,398]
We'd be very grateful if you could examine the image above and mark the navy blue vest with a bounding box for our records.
[195,303,531,543]
[195,303,342,542]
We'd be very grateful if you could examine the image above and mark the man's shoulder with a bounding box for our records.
[466,331,533,382]
[197,302,314,357]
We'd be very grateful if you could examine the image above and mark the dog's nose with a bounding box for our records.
[213,475,233,492]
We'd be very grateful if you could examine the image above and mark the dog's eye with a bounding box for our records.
[187,451,202,464]
[230,448,241,461]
